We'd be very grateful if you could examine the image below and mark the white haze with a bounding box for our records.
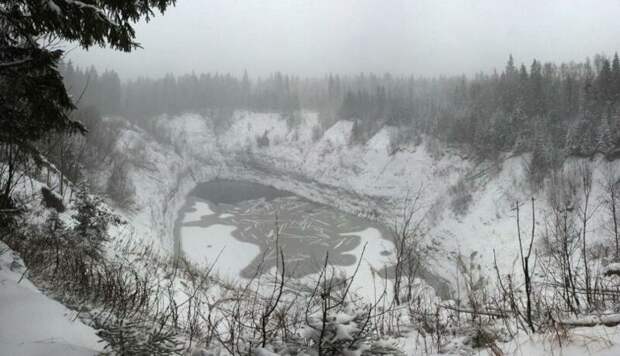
[68,0,620,79]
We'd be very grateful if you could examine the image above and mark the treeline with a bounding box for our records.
[62,64,301,118]
[437,54,620,161]
[64,53,620,160]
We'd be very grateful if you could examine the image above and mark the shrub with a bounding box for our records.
[257,131,270,147]
[106,159,136,210]
[449,178,473,217]
[312,125,323,142]
[96,318,183,356]
[41,186,65,212]
[73,187,120,260]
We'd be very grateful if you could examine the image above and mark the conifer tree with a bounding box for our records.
[612,53,620,101]
[0,0,175,204]
[598,58,613,103]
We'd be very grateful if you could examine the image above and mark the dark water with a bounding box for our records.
[176,180,391,277]
[175,180,452,298]
[191,180,291,204]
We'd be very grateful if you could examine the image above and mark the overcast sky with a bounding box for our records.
[68,0,620,79]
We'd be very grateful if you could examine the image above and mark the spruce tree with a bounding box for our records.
[0,0,176,204]
[598,58,613,103]
[501,54,518,113]
[612,53,620,101]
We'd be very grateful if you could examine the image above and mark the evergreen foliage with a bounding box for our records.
[0,0,175,205]
[63,53,620,163]
[72,187,119,260]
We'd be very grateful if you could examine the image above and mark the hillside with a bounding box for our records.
[4,110,620,355]
[121,111,618,283]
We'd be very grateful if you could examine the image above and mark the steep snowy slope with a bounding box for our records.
[118,111,620,286]
[0,242,103,356]
[4,111,620,356]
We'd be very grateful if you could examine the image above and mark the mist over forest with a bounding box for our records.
[6,1,620,355]
[66,51,620,169]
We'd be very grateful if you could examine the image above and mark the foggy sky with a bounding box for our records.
[68,0,620,79]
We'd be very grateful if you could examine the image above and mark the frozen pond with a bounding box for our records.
[174,180,395,280]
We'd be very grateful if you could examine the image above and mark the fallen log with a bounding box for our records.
[560,314,620,327]
[603,263,620,277]
[439,304,512,318]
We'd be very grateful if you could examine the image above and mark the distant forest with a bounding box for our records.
[63,53,620,163]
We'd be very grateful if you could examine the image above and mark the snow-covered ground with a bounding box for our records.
[120,111,620,286]
[5,110,620,355]
[95,111,620,355]
[0,242,102,356]
[398,326,620,356]
[180,198,260,277]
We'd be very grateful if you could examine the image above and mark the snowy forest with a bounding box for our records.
[65,53,620,163]
[7,1,620,356]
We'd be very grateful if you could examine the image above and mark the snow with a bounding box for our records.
[4,109,620,355]
[175,189,398,298]
[183,201,215,221]
[366,125,395,153]
[332,321,358,342]
[181,222,260,275]
[561,314,620,327]
[47,0,62,15]
[604,262,620,276]
[492,327,620,356]
[115,112,513,285]
[339,228,394,297]
[0,242,103,356]
[254,347,280,356]
[102,111,620,354]
[115,111,620,292]
[395,326,620,356]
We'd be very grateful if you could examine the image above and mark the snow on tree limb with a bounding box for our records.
[0,57,33,68]
[603,262,620,277]
[560,314,620,327]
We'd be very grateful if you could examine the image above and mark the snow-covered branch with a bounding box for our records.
[560,314,620,327]
[603,262,620,277]
[0,57,32,68]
